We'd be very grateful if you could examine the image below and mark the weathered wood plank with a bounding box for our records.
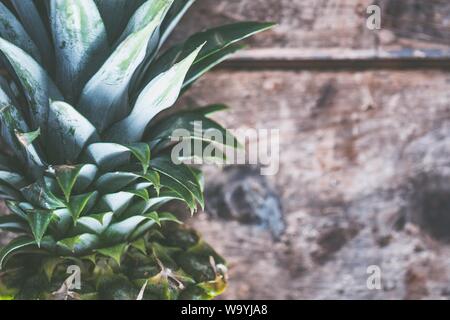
[220,48,450,70]
[170,0,450,61]
[180,69,450,299]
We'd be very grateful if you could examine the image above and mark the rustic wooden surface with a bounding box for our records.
[173,0,450,300]
[179,70,450,299]
[171,0,450,53]
[2,0,450,300]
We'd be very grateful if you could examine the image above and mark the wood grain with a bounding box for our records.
[180,70,450,299]
[169,0,450,64]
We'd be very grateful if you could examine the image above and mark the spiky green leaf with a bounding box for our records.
[0,2,41,63]
[159,0,195,45]
[95,172,140,194]
[0,38,63,133]
[97,192,136,216]
[77,212,113,234]
[54,165,84,201]
[141,22,274,91]
[151,156,204,209]
[85,143,149,172]
[0,171,28,190]
[0,89,44,177]
[126,143,151,174]
[21,181,65,210]
[0,237,35,270]
[48,101,100,164]
[94,0,144,42]
[105,44,203,143]
[146,109,241,152]
[103,216,150,243]
[68,191,98,223]
[78,0,173,132]
[97,243,127,266]
[73,164,98,192]
[26,210,54,246]
[57,234,100,254]
[0,215,28,232]
[10,0,53,68]
[50,0,109,102]
[182,43,245,90]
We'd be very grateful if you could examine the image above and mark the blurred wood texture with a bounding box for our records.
[173,0,450,299]
[171,0,450,69]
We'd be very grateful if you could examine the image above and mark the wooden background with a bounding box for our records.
[0,0,448,300]
[173,0,450,299]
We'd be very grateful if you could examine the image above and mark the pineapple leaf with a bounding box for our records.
[188,22,275,63]
[159,0,196,46]
[159,175,196,213]
[140,22,274,92]
[0,89,45,177]
[190,104,229,116]
[94,0,144,42]
[159,212,183,224]
[85,143,149,172]
[78,0,173,132]
[95,172,141,194]
[21,181,66,210]
[57,236,79,253]
[0,2,42,63]
[116,0,173,45]
[52,208,73,236]
[50,0,109,102]
[126,143,151,174]
[9,0,52,67]
[73,164,98,192]
[105,44,204,143]
[48,101,100,164]
[146,109,241,152]
[68,191,99,223]
[0,152,20,172]
[190,167,205,193]
[0,215,28,232]
[97,192,136,216]
[54,165,84,202]
[57,234,100,254]
[145,212,182,226]
[151,156,204,209]
[85,143,131,170]
[130,238,147,254]
[127,189,149,202]
[26,210,55,247]
[183,43,246,90]
[15,128,41,146]
[5,201,29,219]
[121,191,182,218]
[96,243,127,266]
[0,183,21,201]
[42,257,63,282]
[146,211,161,227]
[77,212,113,234]
[174,140,227,165]
[0,171,28,190]
[0,236,36,270]
[103,216,150,243]
[0,37,63,133]
[142,170,161,194]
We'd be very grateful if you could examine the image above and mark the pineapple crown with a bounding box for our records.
[0,0,273,268]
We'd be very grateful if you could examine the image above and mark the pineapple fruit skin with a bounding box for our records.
[0,0,273,300]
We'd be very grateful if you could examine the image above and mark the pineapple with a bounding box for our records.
[0,0,273,300]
